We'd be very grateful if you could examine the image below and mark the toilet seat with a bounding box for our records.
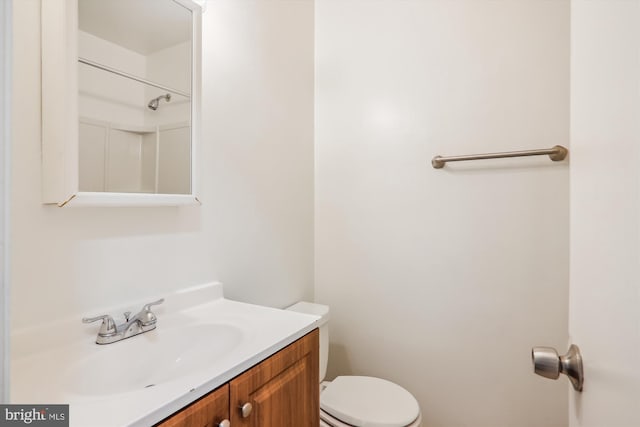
[320,409,423,427]
[320,376,421,427]
[320,409,358,427]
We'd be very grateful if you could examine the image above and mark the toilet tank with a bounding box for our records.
[286,302,330,382]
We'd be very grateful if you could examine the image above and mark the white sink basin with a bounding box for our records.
[65,323,243,396]
[10,282,321,427]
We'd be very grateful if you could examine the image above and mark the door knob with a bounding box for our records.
[532,344,583,391]
[218,420,230,427]
[240,402,253,418]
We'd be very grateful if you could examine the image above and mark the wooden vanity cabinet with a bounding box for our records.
[230,328,319,427]
[156,329,319,427]
[156,384,229,427]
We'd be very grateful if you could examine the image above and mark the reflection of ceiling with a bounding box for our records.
[79,0,192,56]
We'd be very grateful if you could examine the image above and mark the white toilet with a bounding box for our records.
[287,302,423,427]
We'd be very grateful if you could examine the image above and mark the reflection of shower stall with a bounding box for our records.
[77,35,192,194]
[79,117,191,194]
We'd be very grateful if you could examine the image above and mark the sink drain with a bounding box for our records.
[144,384,156,388]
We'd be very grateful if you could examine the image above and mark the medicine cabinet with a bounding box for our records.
[41,0,202,206]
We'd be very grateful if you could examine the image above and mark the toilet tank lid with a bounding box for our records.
[285,301,330,325]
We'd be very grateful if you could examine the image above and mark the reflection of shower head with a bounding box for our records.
[147,93,171,111]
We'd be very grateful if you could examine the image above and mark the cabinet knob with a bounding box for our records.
[240,402,253,418]
[218,420,230,427]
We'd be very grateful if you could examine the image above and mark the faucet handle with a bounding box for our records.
[82,314,117,336]
[138,298,165,326]
[142,298,164,312]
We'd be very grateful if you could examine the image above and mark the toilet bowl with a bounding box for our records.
[286,302,422,427]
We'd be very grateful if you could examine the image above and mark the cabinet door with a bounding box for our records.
[156,384,229,427]
[230,329,319,427]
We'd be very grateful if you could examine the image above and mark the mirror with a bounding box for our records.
[41,0,202,206]
[78,0,192,195]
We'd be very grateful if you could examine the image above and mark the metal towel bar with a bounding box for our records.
[431,145,568,169]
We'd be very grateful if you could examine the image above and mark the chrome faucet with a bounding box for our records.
[82,299,164,344]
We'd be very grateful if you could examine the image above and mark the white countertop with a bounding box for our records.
[10,282,320,427]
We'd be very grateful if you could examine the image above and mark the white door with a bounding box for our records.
[569,1,640,426]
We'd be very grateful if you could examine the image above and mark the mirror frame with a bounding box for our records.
[41,0,202,207]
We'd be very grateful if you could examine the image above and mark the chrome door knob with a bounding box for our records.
[532,347,561,380]
[532,344,584,391]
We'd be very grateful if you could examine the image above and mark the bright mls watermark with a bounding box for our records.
[0,405,68,426]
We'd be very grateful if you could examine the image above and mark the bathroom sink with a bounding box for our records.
[64,323,243,396]
[11,282,321,427]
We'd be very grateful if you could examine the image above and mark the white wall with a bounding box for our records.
[1,0,12,404]
[156,126,191,194]
[79,30,146,125]
[315,1,570,426]
[569,1,640,426]
[145,41,191,127]
[203,0,314,306]
[10,0,314,336]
